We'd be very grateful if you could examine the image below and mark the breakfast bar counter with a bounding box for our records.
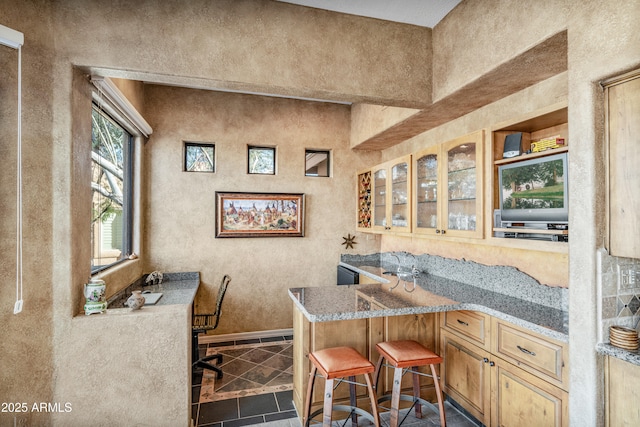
[289,259,568,341]
[289,253,571,422]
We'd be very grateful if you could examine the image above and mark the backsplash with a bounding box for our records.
[597,248,640,342]
[342,251,568,311]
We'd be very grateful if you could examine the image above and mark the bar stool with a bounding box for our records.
[373,340,446,427]
[303,346,380,427]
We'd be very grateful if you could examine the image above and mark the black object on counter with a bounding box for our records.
[337,265,359,285]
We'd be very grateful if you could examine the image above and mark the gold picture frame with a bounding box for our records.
[215,192,305,238]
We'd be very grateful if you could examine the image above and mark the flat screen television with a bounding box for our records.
[498,152,568,223]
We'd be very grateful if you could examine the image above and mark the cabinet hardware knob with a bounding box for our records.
[517,345,536,356]
[436,229,441,234]
[441,229,446,234]
[489,361,495,367]
[483,358,489,363]
[457,319,469,326]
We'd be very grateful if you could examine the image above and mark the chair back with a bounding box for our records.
[212,275,231,329]
[193,275,231,332]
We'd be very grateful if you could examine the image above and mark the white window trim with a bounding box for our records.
[90,75,152,138]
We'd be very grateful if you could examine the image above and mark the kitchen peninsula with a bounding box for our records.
[289,253,570,426]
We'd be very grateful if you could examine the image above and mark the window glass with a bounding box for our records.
[185,142,215,172]
[248,146,276,174]
[91,105,133,272]
[305,150,330,177]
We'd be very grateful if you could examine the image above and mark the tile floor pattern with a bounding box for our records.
[192,336,480,427]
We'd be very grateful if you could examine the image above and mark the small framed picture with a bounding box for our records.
[184,142,215,172]
[248,145,276,175]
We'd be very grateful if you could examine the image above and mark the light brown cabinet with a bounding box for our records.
[489,103,569,250]
[605,356,640,426]
[604,69,640,259]
[441,329,492,425]
[492,357,568,427]
[413,130,484,238]
[371,155,412,233]
[440,311,569,426]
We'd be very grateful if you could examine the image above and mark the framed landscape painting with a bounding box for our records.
[215,192,305,238]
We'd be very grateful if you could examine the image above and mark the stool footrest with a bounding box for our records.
[377,394,441,427]
[380,363,439,380]
[307,405,378,427]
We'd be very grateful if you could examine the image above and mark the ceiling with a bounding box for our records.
[276,0,462,28]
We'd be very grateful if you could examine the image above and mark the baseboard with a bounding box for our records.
[198,328,293,344]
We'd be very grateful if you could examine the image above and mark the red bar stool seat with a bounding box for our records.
[373,340,446,426]
[303,346,380,427]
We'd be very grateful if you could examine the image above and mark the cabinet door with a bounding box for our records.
[606,356,640,427]
[492,358,569,427]
[388,156,411,233]
[413,147,440,235]
[442,130,484,238]
[440,330,491,426]
[372,166,387,232]
[607,72,640,258]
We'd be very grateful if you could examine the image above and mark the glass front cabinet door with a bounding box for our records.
[372,155,412,233]
[413,130,483,238]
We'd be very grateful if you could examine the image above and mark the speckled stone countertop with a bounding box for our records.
[596,343,640,365]
[107,272,199,309]
[289,254,569,343]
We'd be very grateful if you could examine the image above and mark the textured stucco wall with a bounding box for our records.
[432,0,568,101]
[56,0,431,107]
[52,305,192,426]
[0,3,56,426]
[142,85,380,334]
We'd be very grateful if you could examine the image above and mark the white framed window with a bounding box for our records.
[91,105,134,272]
[89,76,151,274]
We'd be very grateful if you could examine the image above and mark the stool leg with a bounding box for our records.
[430,364,446,426]
[303,366,317,427]
[412,366,423,419]
[389,366,403,427]
[373,354,384,392]
[323,378,334,427]
[349,375,358,427]
[364,372,381,427]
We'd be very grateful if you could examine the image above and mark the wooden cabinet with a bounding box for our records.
[492,318,568,390]
[371,155,412,233]
[489,102,569,250]
[605,356,640,426]
[492,357,569,427]
[604,69,640,258]
[440,312,569,426]
[413,130,484,238]
[441,329,492,425]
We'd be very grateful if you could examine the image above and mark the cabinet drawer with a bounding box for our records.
[442,310,490,349]
[492,319,568,390]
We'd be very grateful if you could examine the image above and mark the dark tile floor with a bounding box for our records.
[192,336,480,427]
[192,336,297,427]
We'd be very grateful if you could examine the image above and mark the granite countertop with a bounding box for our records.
[596,343,640,365]
[289,259,569,343]
[107,272,200,309]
